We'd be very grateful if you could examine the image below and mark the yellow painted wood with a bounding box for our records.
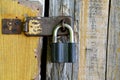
[0,0,40,80]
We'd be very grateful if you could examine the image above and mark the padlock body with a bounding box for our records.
[51,43,68,63]
[68,43,76,62]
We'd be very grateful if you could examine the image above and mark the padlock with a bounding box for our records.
[51,23,76,63]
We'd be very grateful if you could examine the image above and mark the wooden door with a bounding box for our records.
[1,0,120,80]
[0,0,44,80]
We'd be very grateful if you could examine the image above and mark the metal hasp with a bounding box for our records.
[24,16,72,36]
[51,23,76,63]
[2,19,22,34]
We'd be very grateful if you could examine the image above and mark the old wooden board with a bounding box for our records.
[46,0,79,80]
[79,0,109,80]
[107,0,120,80]
[0,0,44,80]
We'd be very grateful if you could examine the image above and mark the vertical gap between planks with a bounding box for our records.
[40,0,49,80]
[105,0,111,80]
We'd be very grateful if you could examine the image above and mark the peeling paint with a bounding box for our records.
[17,0,44,16]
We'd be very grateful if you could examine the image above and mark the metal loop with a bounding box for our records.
[53,23,74,43]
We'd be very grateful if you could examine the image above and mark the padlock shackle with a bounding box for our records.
[53,23,74,43]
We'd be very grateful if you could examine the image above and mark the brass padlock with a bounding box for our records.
[51,23,76,63]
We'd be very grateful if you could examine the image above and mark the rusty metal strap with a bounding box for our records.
[23,16,73,36]
[2,16,73,36]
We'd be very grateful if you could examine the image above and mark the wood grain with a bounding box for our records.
[0,0,44,80]
[107,0,120,80]
[79,0,109,80]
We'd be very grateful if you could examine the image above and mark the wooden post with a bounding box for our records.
[107,0,120,80]
[46,0,80,80]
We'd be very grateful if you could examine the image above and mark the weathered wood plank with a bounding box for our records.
[78,0,109,80]
[46,0,79,80]
[107,0,120,80]
[0,0,44,80]
[73,0,80,79]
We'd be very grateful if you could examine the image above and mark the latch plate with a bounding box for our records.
[2,19,22,34]
[24,16,72,36]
